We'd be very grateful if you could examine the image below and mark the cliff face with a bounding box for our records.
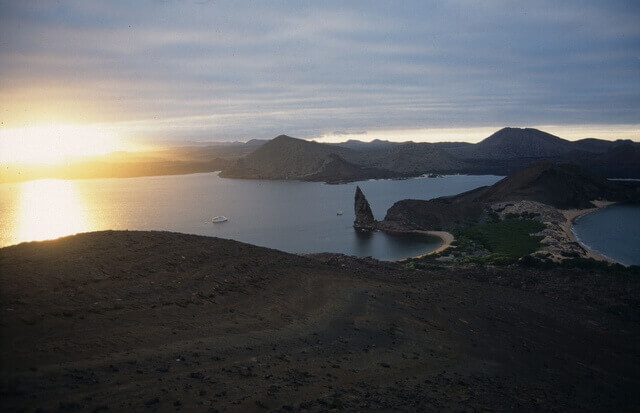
[353,186,376,230]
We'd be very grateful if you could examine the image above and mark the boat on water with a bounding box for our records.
[337,211,344,216]
[212,216,228,223]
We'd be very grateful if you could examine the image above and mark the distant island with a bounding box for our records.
[2,127,639,184]
[220,127,640,183]
[0,140,264,183]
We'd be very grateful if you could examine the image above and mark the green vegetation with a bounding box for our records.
[406,216,636,270]
[404,218,547,269]
[505,211,539,220]
[455,219,545,264]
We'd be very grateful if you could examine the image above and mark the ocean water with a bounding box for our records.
[572,204,640,266]
[0,172,502,260]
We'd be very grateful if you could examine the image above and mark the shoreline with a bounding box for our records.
[398,230,454,261]
[399,200,623,264]
[560,200,618,264]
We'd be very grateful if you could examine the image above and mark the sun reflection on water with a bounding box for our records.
[16,179,92,243]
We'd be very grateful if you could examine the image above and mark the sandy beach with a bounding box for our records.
[403,230,454,260]
[560,200,617,263]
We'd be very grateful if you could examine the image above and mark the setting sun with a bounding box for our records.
[0,123,128,165]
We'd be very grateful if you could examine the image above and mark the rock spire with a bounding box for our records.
[353,186,376,230]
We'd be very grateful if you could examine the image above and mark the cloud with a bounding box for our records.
[0,0,639,141]
[332,131,367,136]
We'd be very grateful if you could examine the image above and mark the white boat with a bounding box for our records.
[337,210,344,216]
[212,216,228,223]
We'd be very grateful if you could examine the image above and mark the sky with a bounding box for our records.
[1,0,639,145]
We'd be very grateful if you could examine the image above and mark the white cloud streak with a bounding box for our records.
[0,0,638,142]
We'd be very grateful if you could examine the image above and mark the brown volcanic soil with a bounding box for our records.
[1,231,639,412]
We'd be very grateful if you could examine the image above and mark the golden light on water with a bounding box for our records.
[15,179,92,243]
[0,123,128,165]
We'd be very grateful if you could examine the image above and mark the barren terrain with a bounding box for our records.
[1,231,639,411]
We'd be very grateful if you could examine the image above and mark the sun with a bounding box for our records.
[0,123,128,165]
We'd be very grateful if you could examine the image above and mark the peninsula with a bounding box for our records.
[354,162,640,264]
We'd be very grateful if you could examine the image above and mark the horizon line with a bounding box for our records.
[139,124,640,148]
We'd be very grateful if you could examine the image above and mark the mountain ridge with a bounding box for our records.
[217,128,640,183]
[220,134,463,182]
[446,127,576,159]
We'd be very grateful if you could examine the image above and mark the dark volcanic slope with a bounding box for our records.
[217,130,640,183]
[447,127,576,160]
[470,161,637,208]
[1,231,639,411]
[382,193,487,231]
[334,138,398,150]
[382,162,640,231]
[220,134,465,182]
[572,138,634,153]
[441,128,640,178]
[346,142,466,174]
[306,153,395,183]
[219,135,361,180]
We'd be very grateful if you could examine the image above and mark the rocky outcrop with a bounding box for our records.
[380,197,486,232]
[490,200,588,260]
[354,186,376,230]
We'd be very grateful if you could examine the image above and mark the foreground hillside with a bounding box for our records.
[1,231,639,411]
